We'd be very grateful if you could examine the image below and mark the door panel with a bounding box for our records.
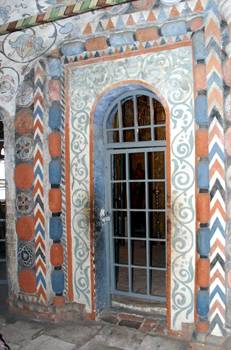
[108,148,167,300]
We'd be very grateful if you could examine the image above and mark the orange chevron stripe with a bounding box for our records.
[210,201,226,220]
[207,54,222,76]
[210,160,225,179]
[34,119,44,133]
[33,181,44,196]
[210,269,225,285]
[208,88,223,111]
[209,124,224,142]
[34,93,45,107]
[34,210,45,226]
[205,19,220,42]
[34,149,44,165]
[36,260,46,275]
[210,240,225,255]
[37,285,47,302]
[35,65,45,78]
[209,300,225,317]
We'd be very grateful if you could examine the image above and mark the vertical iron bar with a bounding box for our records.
[118,102,123,143]
[126,152,132,293]
[145,151,150,296]
[133,96,138,142]
[150,97,154,141]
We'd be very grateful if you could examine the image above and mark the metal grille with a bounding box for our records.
[105,91,167,301]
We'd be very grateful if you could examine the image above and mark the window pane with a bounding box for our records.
[123,129,135,142]
[129,153,145,180]
[122,98,134,127]
[139,128,151,142]
[131,240,146,266]
[113,211,128,238]
[112,183,127,209]
[154,127,166,141]
[115,266,128,292]
[150,270,166,297]
[114,239,128,265]
[107,131,119,143]
[137,95,150,126]
[132,268,147,294]
[112,154,126,180]
[149,212,166,239]
[131,211,146,238]
[148,152,165,179]
[149,182,165,209]
[149,242,166,268]
[153,100,166,124]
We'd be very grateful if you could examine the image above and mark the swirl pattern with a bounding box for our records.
[67,46,195,324]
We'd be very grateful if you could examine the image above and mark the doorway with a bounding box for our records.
[104,90,167,303]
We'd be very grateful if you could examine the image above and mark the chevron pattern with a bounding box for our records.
[33,61,47,304]
[205,2,226,336]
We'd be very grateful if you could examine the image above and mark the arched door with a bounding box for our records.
[104,90,167,302]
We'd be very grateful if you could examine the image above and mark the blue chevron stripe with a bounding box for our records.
[210,218,225,238]
[209,144,225,162]
[36,271,46,288]
[33,105,43,119]
[207,72,223,89]
[34,166,44,179]
[210,286,226,304]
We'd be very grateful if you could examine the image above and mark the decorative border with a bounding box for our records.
[0,0,208,36]
[33,61,47,304]
[205,6,226,336]
[65,43,195,329]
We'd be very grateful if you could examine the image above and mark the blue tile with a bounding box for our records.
[195,95,208,127]
[192,31,206,61]
[110,32,134,47]
[198,159,209,190]
[51,270,64,294]
[197,227,210,256]
[197,289,209,318]
[161,21,187,37]
[47,58,61,78]
[49,217,63,241]
[49,102,62,130]
[61,40,85,56]
[49,159,62,185]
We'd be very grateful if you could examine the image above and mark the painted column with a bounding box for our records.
[205,2,226,336]
[219,0,231,330]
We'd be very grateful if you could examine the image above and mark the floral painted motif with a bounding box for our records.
[3,25,57,63]
[0,68,18,102]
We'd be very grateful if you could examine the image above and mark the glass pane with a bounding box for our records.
[114,239,128,265]
[148,152,165,179]
[0,202,6,219]
[0,261,6,280]
[130,182,145,209]
[137,95,150,126]
[129,153,145,180]
[112,183,127,209]
[112,154,126,180]
[123,129,135,142]
[149,242,166,268]
[149,182,165,209]
[0,141,4,160]
[132,268,147,294]
[150,270,166,297]
[0,241,6,260]
[113,211,128,238]
[115,266,128,292]
[139,128,151,142]
[153,99,166,124]
[149,212,166,239]
[107,108,119,129]
[122,98,134,127]
[131,240,146,266]
[131,211,146,238]
[154,127,166,141]
[0,221,6,240]
[107,131,119,143]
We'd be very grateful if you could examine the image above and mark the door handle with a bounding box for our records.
[100,208,111,223]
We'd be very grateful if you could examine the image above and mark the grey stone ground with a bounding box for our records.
[0,314,189,350]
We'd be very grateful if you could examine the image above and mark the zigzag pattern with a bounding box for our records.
[33,61,47,304]
[205,5,226,336]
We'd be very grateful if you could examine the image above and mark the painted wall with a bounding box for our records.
[0,0,230,339]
